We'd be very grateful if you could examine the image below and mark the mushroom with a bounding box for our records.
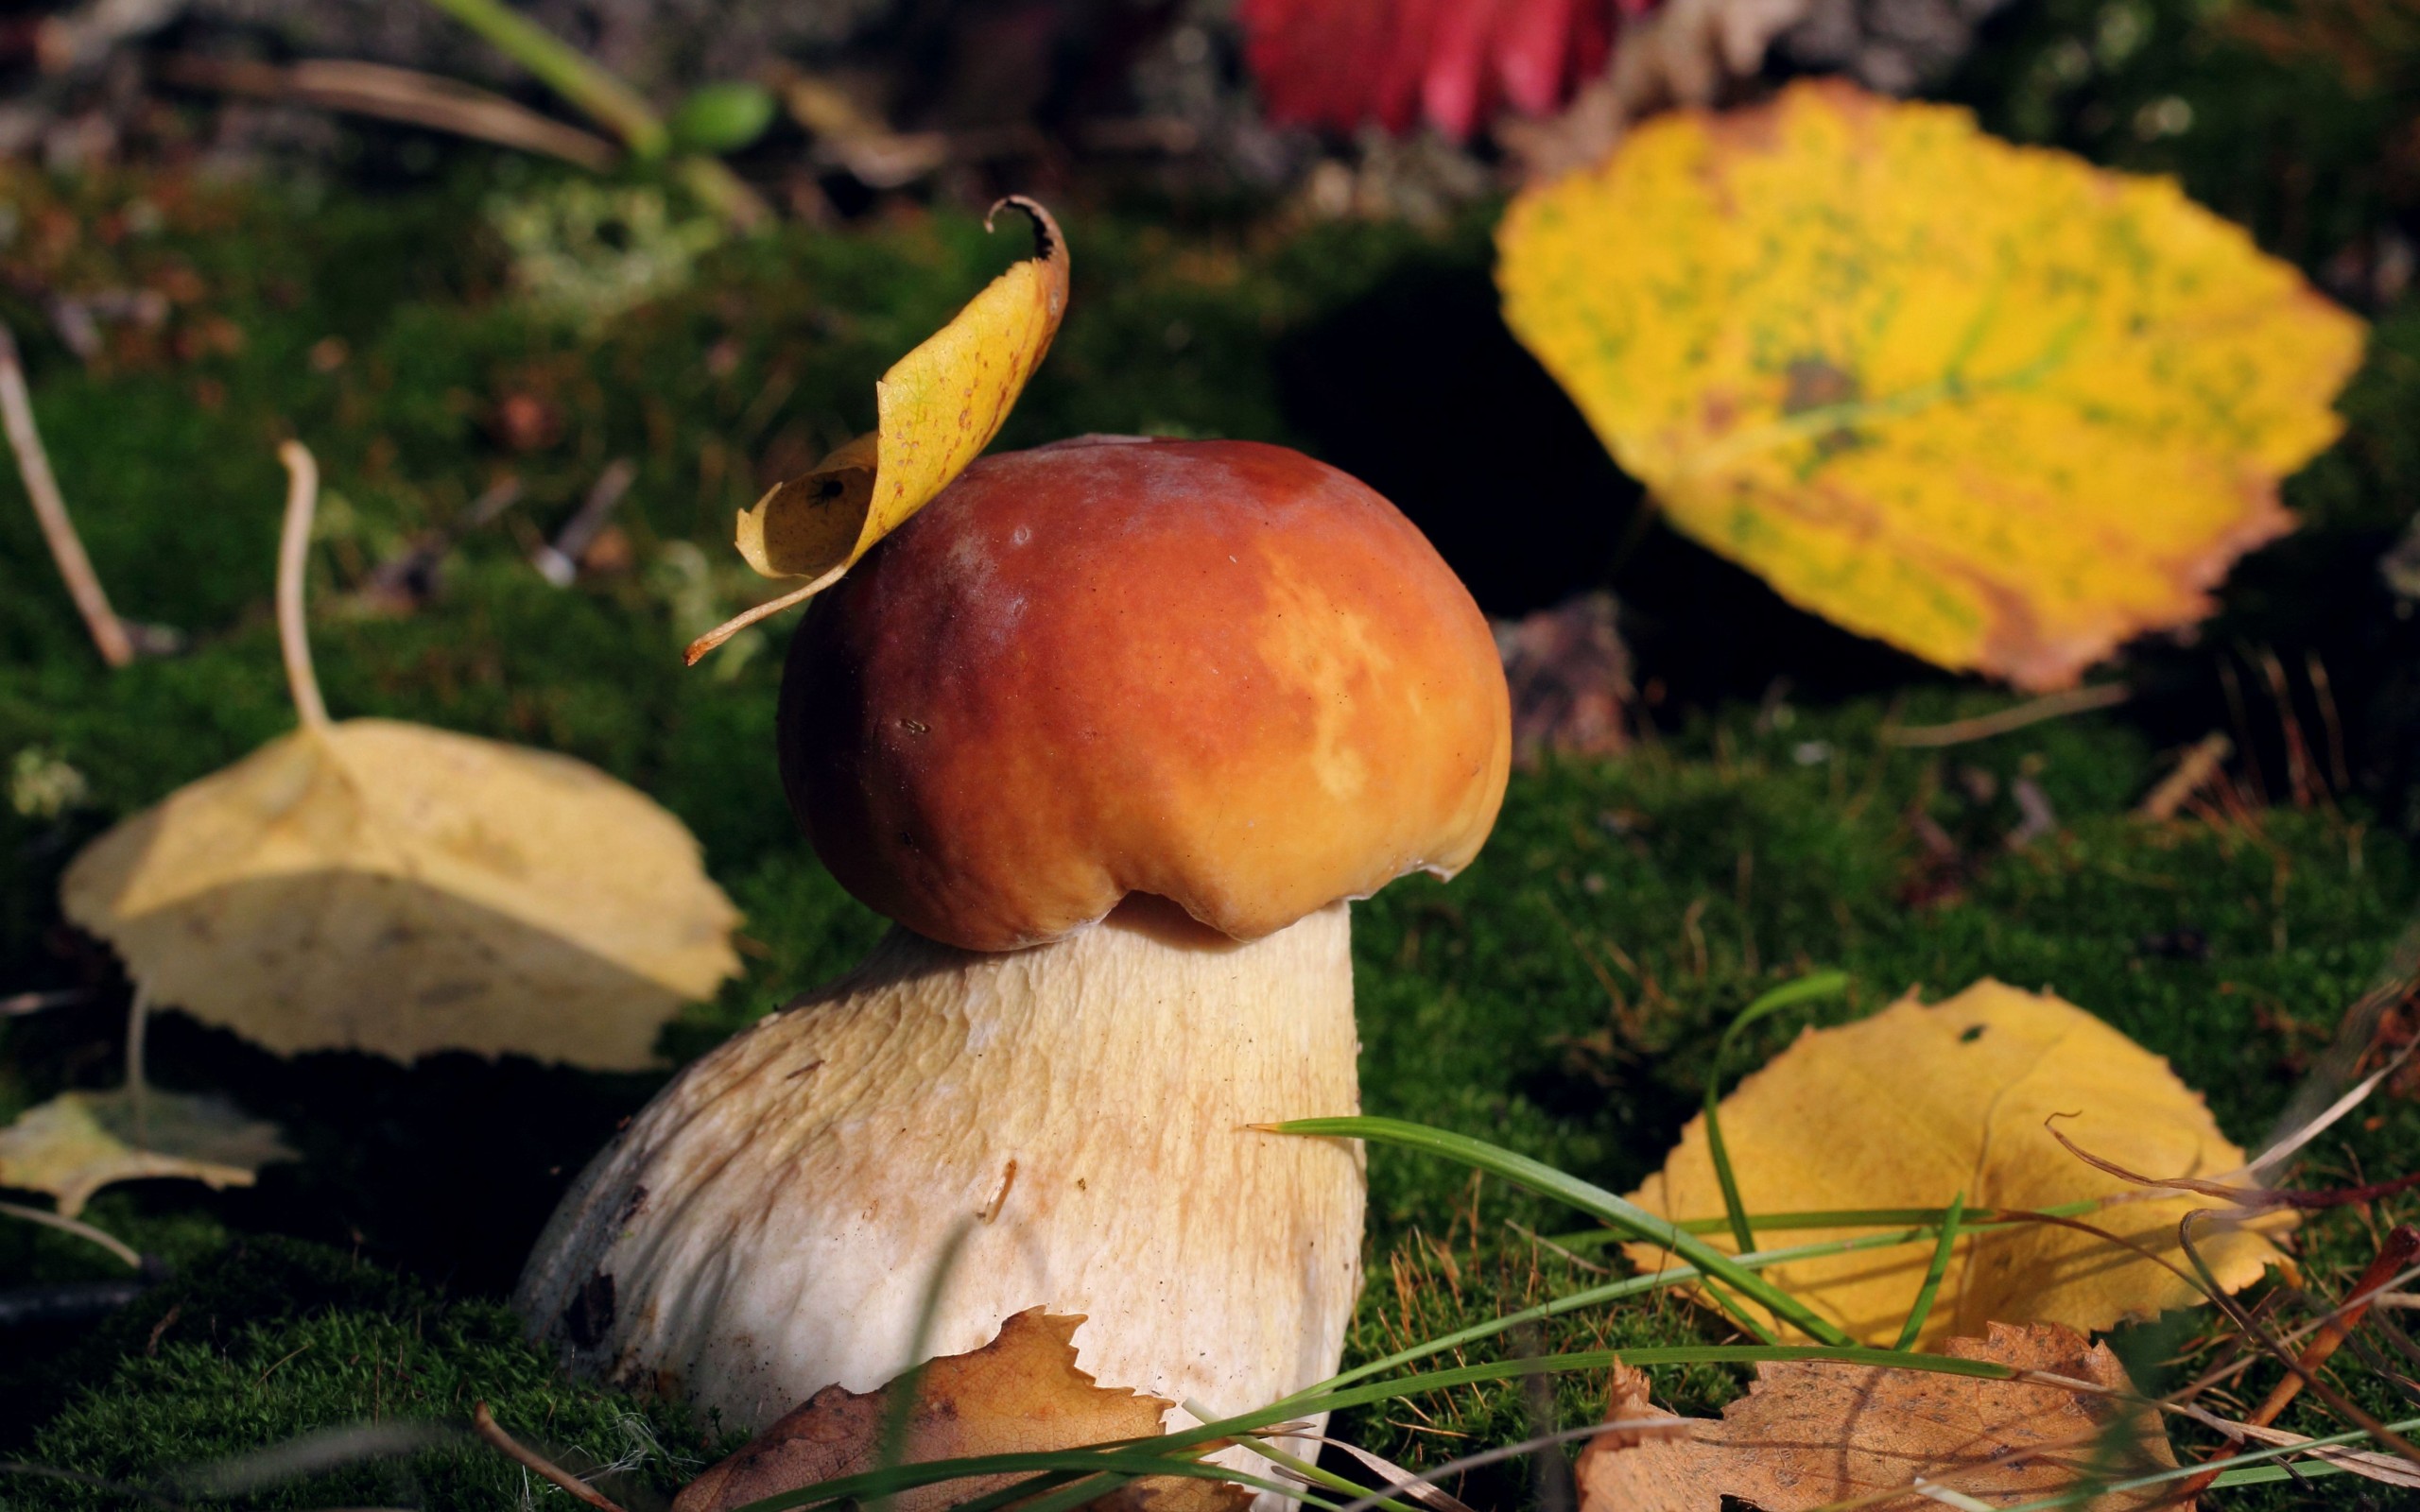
[517,436,1512,1477]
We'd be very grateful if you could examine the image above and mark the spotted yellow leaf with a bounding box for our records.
[689,198,1069,662]
[1625,979,2291,1347]
[1497,80,2366,690]
[0,1089,293,1218]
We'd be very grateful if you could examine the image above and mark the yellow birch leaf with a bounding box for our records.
[693,198,1067,662]
[1625,980,2291,1347]
[61,719,741,1070]
[0,1089,294,1218]
[1497,80,2367,691]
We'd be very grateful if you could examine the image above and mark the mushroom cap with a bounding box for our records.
[779,437,1512,953]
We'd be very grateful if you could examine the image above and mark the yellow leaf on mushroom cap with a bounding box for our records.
[0,1089,293,1218]
[1625,980,2291,1347]
[1497,80,2367,691]
[61,719,741,1070]
[693,198,1068,662]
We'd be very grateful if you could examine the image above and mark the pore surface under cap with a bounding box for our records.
[781,437,1512,952]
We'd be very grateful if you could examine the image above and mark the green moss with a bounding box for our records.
[8,1237,719,1508]
[1331,699,2420,1493]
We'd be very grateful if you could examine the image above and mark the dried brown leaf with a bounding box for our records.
[1577,1322,2183,1512]
[673,1309,1249,1512]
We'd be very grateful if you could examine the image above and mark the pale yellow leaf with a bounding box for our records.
[60,718,741,1070]
[1497,79,2367,690]
[0,1088,294,1218]
[1625,980,2291,1346]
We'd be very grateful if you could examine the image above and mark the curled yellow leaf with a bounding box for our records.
[1625,979,2291,1347]
[690,197,1069,662]
[1497,80,2367,690]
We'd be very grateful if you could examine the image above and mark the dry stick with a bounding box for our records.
[1880,683,2130,747]
[2137,733,2234,821]
[2047,1120,2420,1211]
[2255,645,2322,809]
[125,984,150,1152]
[156,55,619,171]
[2253,1226,2420,1425]
[471,1403,628,1512]
[2179,1214,2420,1467]
[532,457,635,587]
[276,441,330,731]
[0,320,133,667]
[0,1198,143,1269]
[2308,650,2353,794]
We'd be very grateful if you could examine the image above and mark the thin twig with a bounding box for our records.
[0,987,89,1016]
[2137,733,2233,821]
[2170,1226,2420,1504]
[2048,1117,2420,1211]
[0,1199,143,1269]
[532,457,635,587]
[276,441,330,730]
[471,1403,628,1512]
[2178,1213,2420,1466]
[126,983,150,1151]
[2252,1226,2420,1426]
[156,56,619,171]
[0,319,133,666]
[1881,684,2130,747]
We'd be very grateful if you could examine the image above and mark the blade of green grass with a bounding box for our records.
[867,1217,973,1512]
[1892,1190,1964,1350]
[1703,970,1851,1253]
[1699,1277,1782,1344]
[1991,1414,2420,1509]
[1272,1114,1856,1346]
[1546,1198,2100,1247]
[420,0,668,157]
[1316,1214,2038,1399]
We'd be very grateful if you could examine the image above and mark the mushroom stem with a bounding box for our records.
[274,440,330,731]
[517,900,1366,1477]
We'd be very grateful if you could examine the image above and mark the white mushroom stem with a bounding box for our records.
[517,899,1366,1477]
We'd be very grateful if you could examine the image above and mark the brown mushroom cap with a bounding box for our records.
[779,436,1512,953]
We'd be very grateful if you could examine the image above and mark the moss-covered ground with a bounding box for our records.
[7,2,2420,1501]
